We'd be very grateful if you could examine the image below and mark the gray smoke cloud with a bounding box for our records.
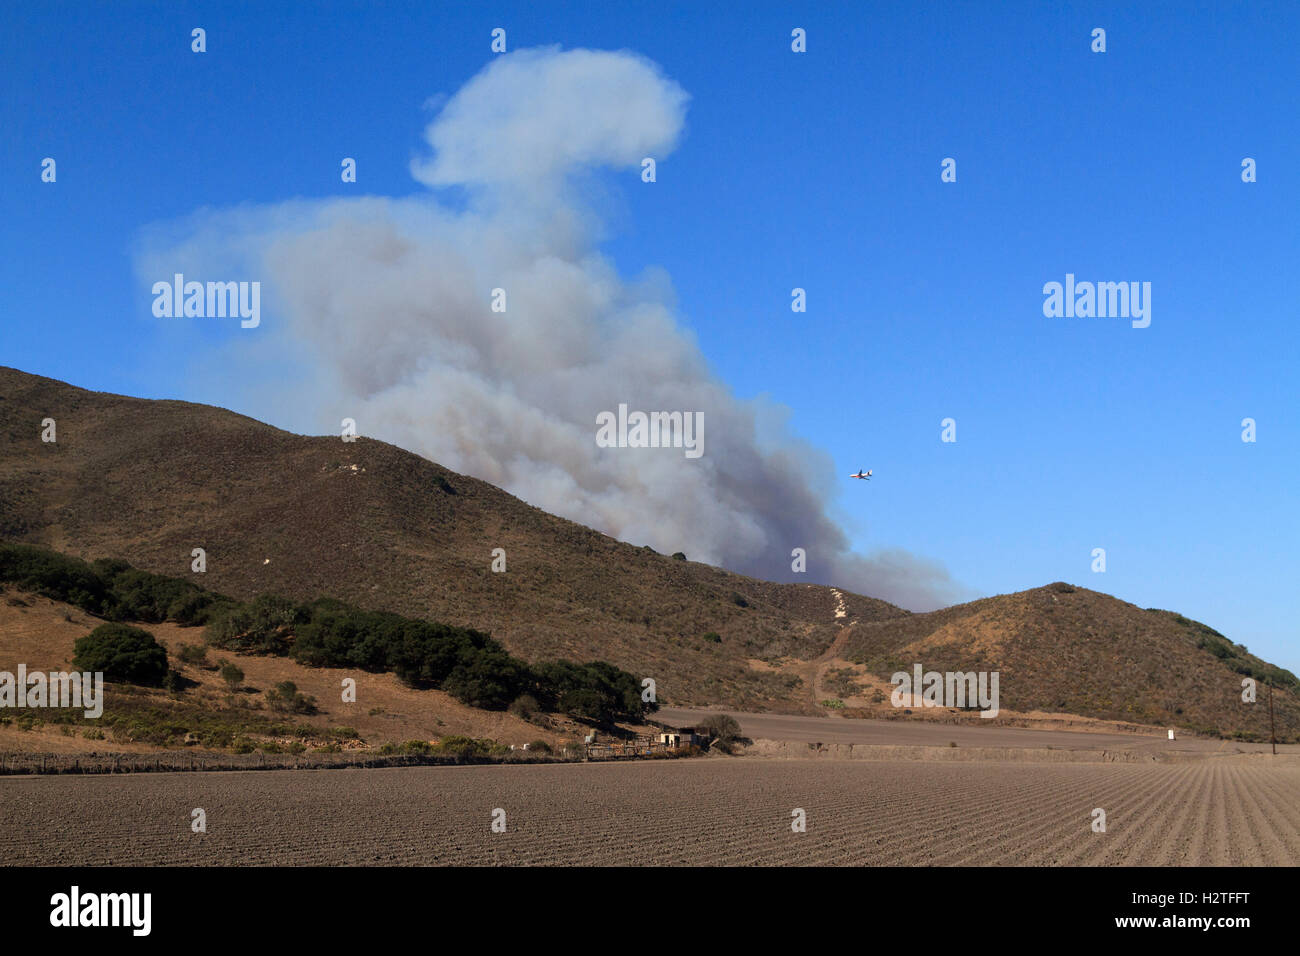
[135,47,964,611]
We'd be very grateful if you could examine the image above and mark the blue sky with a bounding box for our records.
[2,2,1297,672]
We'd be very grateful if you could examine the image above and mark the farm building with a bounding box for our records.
[657,728,705,747]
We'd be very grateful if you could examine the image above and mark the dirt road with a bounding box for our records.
[653,707,1294,754]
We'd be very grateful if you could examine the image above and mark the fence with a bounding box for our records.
[582,739,689,760]
[0,749,566,776]
[2,738,701,775]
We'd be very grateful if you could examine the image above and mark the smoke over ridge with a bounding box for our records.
[136,46,962,611]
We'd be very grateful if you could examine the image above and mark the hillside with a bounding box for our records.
[2,366,1296,737]
[0,367,903,712]
[0,589,567,755]
[824,582,1300,739]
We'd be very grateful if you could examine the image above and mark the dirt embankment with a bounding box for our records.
[743,738,1293,764]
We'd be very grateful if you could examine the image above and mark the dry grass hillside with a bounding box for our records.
[831,582,1299,740]
[0,589,575,754]
[0,367,902,712]
[2,366,1295,736]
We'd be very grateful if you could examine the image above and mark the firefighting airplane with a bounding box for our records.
[849,468,873,480]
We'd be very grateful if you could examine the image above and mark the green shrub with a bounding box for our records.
[0,544,231,624]
[165,589,227,626]
[431,735,493,759]
[206,594,301,654]
[265,680,317,714]
[219,661,244,692]
[0,543,114,615]
[700,713,742,746]
[102,567,208,625]
[290,600,513,699]
[442,652,533,710]
[178,643,208,665]
[73,623,169,686]
[533,659,651,724]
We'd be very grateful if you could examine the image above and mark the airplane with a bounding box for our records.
[849,468,872,480]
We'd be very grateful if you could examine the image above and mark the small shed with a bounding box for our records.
[657,727,705,748]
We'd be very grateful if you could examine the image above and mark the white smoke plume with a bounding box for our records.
[136,47,963,611]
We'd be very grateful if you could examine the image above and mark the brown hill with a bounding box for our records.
[0,367,903,712]
[2,366,1296,737]
[829,581,1299,739]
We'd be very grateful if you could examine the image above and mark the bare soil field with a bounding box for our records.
[654,708,1296,754]
[2,755,1296,866]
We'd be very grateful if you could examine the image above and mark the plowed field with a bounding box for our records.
[4,756,1297,866]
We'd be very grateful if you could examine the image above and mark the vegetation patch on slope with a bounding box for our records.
[0,542,653,725]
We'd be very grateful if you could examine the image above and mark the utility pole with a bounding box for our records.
[1268,680,1276,755]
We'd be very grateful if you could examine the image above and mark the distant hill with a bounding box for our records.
[834,582,1299,740]
[2,366,1295,737]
